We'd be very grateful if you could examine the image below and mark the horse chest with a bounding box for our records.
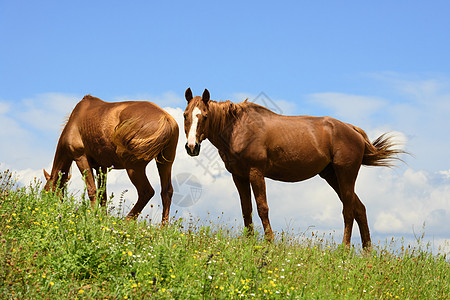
[218,150,248,175]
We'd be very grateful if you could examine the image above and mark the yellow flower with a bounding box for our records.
[219,286,224,290]
[128,251,133,256]
[49,282,54,286]
[170,275,175,279]
[132,283,137,288]
[78,289,84,294]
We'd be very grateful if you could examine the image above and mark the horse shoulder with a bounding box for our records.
[230,115,267,156]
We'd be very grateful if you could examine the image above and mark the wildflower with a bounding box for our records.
[128,251,133,256]
[78,289,84,294]
[49,282,55,286]
[170,275,175,279]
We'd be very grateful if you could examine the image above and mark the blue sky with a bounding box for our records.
[1,1,449,251]
[2,1,449,101]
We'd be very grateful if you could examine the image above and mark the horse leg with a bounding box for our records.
[156,161,174,225]
[353,195,372,249]
[95,168,108,207]
[320,164,355,247]
[125,165,155,219]
[327,163,371,249]
[75,156,97,207]
[232,174,253,235]
[249,168,273,241]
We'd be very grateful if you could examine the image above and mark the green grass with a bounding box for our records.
[0,169,448,299]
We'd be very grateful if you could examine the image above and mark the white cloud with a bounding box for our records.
[17,93,80,132]
[0,101,10,114]
[374,212,405,233]
[0,94,80,170]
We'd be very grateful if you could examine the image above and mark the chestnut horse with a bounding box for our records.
[183,88,404,249]
[44,95,178,222]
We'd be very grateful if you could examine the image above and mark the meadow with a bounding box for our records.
[0,169,448,299]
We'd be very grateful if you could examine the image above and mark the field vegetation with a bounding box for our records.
[0,169,448,299]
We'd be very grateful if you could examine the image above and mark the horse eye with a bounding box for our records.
[204,115,208,119]
[183,114,187,120]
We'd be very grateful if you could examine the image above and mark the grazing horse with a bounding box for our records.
[44,95,179,222]
[183,88,404,249]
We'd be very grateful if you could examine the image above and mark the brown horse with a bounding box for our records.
[44,95,179,222]
[183,88,404,249]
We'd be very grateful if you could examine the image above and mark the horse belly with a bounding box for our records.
[265,152,330,182]
[85,141,123,168]
[265,164,326,182]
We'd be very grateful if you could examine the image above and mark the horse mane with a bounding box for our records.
[59,114,71,134]
[207,99,272,132]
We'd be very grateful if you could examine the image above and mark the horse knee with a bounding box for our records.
[141,186,155,200]
[355,203,366,218]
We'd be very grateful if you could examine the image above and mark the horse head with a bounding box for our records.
[43,168,71,194]
[183,88,211,156]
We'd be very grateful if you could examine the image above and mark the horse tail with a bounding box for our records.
[352,126,405,167]
[113,113,178,163]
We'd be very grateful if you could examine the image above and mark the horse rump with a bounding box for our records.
[113,114,178,162]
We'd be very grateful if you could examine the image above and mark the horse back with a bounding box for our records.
[59,95,175,167]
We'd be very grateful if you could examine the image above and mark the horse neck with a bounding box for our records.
[206,101,240,151]
[49,142,72,184]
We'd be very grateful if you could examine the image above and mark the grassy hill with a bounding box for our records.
[1,169,448,299]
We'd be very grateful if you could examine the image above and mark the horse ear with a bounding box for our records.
[43,169,50,181]
[185,88,193,103]
[202,89,210,104]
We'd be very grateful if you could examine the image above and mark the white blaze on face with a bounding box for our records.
[187,107,201,148]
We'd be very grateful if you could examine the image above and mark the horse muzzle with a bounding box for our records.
[185,142,201,157]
